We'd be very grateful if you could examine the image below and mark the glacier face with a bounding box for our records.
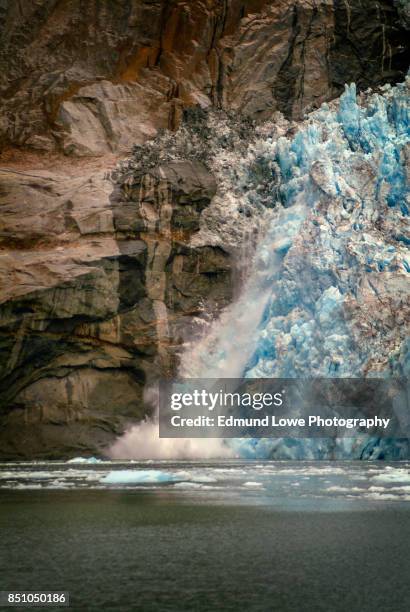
[247,80,409,379]
[233,79,410,459]
[176,79,409,460]
[111,79,409,461]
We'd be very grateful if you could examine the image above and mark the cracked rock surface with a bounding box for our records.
[0,0,408,155]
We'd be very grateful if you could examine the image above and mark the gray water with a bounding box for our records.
[1,461,410,611]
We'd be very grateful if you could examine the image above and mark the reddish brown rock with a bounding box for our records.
[0,158,232,459]
[0,0,408,156]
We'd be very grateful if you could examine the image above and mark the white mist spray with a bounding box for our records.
[107,201,303,460]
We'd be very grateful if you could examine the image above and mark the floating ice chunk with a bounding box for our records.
[365,492,410,501]
[173,482,205,489]
[101,470,179,485]
[243,481,264,487]
[369,485,410,493]
[0,471,56,480]
[325,486,365,493]
[48,480,73,489]
[372,469,410,483]
[66,457,102,464]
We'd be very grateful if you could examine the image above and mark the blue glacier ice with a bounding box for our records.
[246,81,409,377]
[66,457,102,464]
[237,79,410,459]
[102,470,179,485]
[179,79,409,460]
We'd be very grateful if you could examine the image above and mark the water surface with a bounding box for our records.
[1,461,409,611]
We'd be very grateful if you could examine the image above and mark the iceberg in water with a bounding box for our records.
[102,470,179,485]
[66,457,103,464]
[372,469,410,483]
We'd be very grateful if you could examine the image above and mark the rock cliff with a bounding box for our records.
[1,0,408,155]
[0,152,232,458]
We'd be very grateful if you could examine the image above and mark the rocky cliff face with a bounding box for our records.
[0,0,408,458]
[0,0,408,155]
[0,152,232,458]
